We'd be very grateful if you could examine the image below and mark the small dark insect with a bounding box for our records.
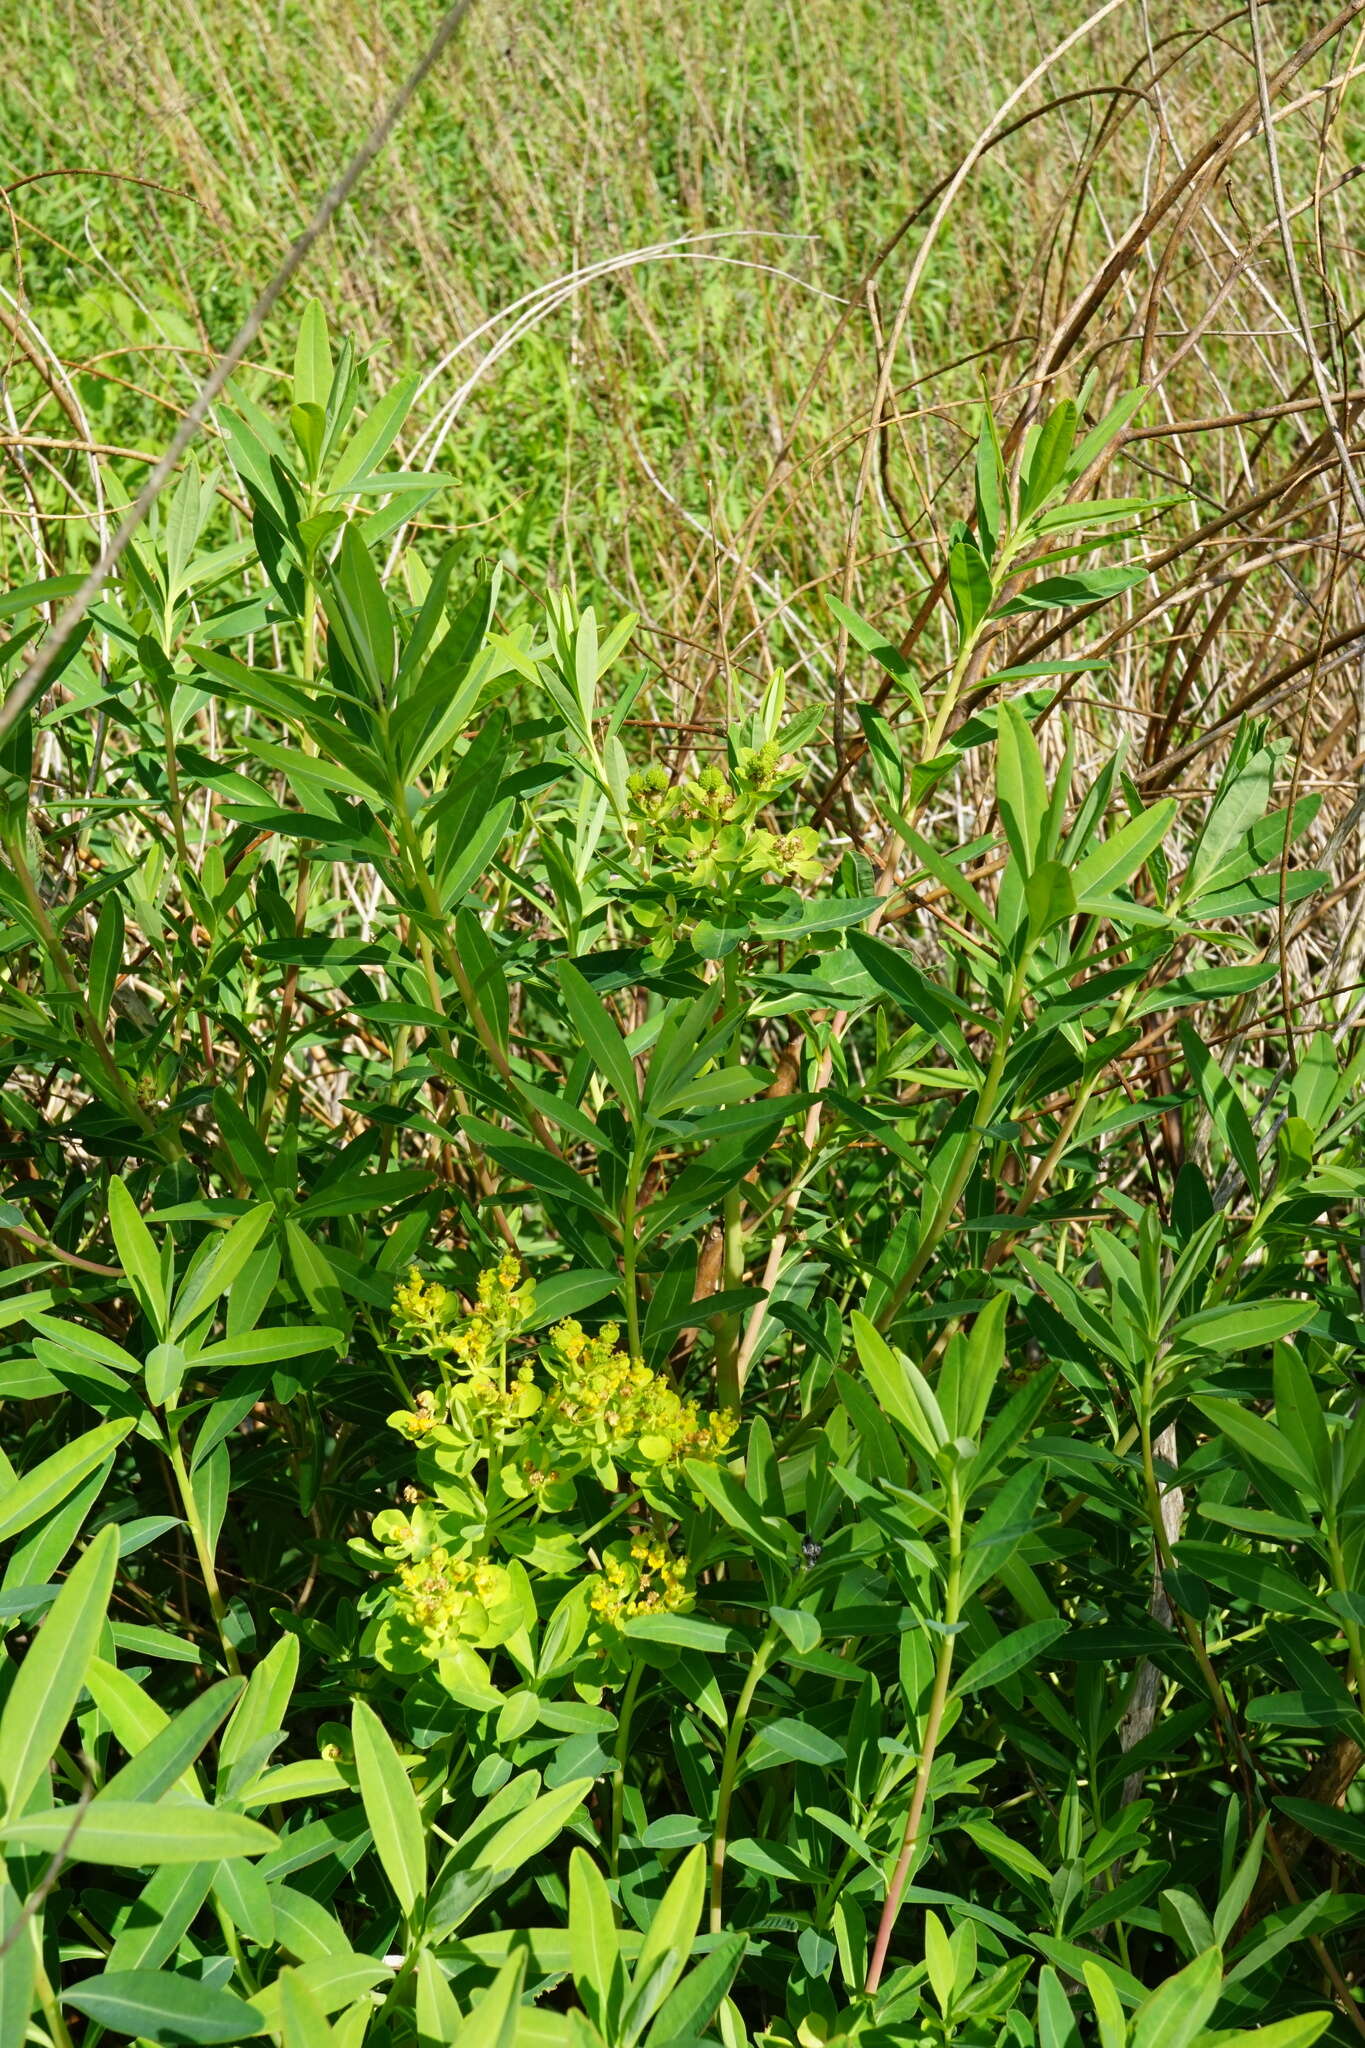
[801,1537,823,1569]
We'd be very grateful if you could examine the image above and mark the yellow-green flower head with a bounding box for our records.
[449,1318,496,1373]
[546,1320,737,1470]
[502,1449,574,1511]
[735,740,783,794]
[681,764,738,826]
[386,1387,445,1440]
[589,1534,694,1629]
[627,763,676,825]
[476,1252,536,1328]
[392,1267,455,1346]
[392,1256,536,1378]
[399,1269,450,1324]
[440,1364,543,1447]
[393,1545,507,1656]
[372,1506,426,1555]
[773,826,823,883]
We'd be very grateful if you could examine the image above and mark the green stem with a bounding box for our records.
[913,527,1026,765]
[32,1940,75,2048]
[168,1424,241,1677]
[609,1658,644,1875]
[161,689,192,878]
[212,1898,259,1994]
[1327,1524,1365,1703]
[714,1185,745,1414]
[708,1626,777,1933]
[866,1479,963,1995]
[621,1150,645,1362]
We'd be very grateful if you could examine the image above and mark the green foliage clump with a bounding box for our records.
[0,313,1362,2048]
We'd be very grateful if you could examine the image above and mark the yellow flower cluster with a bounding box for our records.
[458,1362,542,1430]
[547,1319,737,1468]
[392,1267,455,1345]
[449,1254,535,1372]
[393,1545,506,1655]
[388,1387,443,1439]
[589,1534,693,1628]
[385,1261,735,1485]
[392,1255,535,1376]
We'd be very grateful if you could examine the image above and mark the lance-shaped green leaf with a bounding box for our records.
[629,1841,706,2022]
[557,959,640,1118]
[900,821,1002,943]
[0,1522,118,1818]
[1130,1947,1222,2048]
[1026,859,1077,938]
[828,593,925,717]
[997,565,1146,617]
[293,298,332,409]
[1271,1344,1333,1505]
[64,1968,261,2046]
[330,373,420,495]
[996,702,1048,876]
[1070,799,1175,905]
[325,522,395,693]
[644,1934,746,2047]
[279,1967,340,2048]
[1060,386,1148,484]
[89,890,125,1030]
[0,1419,134,1544]
[1193,1398,1312,1491]
[1,1801,276,1865]
[108,1176,168,1336]
[472,1777,593,1876]
[847,932,980,1064]
[684,1458,796,1562]
[218,1631,299,1795]
[955,1619,1067,1694]
[948,534,993,638]
[570,1847,625,2039]
[457,1953,527,2048]
[1179,1025,1260,1197]
[170,1202,274,1341]
[1170,1299,1311,1357]
[352,1699,425,1918]
[98,1677,241,1805]
[462,1117,615,1222]
[0,1868,34,2048]
[1213,1817,1269,1947]
[852,1311,945,1457]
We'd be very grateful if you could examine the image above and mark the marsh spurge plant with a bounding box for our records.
[0,312,1361,2046]
[355,1258,732,1703]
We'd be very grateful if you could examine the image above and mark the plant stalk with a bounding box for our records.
[865,1482,962,1994]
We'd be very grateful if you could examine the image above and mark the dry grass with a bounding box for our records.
[4,0,1365,1027]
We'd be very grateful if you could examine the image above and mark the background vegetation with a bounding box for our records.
[2,2,1365,2045]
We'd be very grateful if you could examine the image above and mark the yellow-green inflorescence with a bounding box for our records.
[386,1260,735,1479]
[621,725,824,959]
[392,1547,513,1655]
[542,1317,737,1470]
[588,1534,694,1628]
[363,1256,732,1688]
